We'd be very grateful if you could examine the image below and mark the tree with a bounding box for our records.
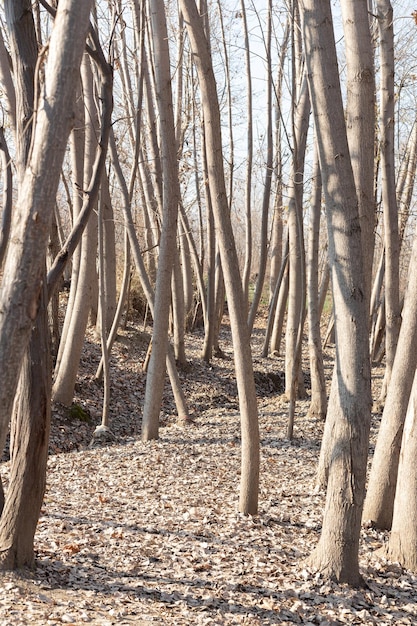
[306,146,327,420]
[247,0,273,333]
[141,0,182,441]
[384,369,417,571]
[341,0,375,308]
[0,0,94,569]
[180,0,260,514]
[300,0,372,584]
[315,0,375,489]
[376,0,400,403]
[363,226,417,530]
[52,54,100,406]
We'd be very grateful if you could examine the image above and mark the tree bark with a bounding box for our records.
[52,55,100,406]
[4,0,37,182]
[141,0,181,440]
[0,278,50,569]
[307,146,327,420]
[340,0,375,309]
[300,0,372,585]
[384,370,417,571]
[180,0,260,514]
[363,229,417,529]
[0,0,93,569]
[377,0,400,402]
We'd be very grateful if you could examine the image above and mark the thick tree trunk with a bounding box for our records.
[313,0,376,486]
[0,0,93,569]
[300,0,372,585]
[340,0,375,309]
[4,0,37,181]
[0,279,50,569]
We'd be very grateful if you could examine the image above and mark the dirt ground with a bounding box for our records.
[0,316,416,625]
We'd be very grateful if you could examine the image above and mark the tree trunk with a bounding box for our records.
[247,0,273,332]
[307,146,327,420]
[284,74,310,402]
[240,0,253,309]
[0,0,93,569]
[363,229,417,529]
[4,0,37,181]
[52,55,99,406]
[377,0,400,403]
[340,0,375,309]
[300,0,372,585]
[141,0,181,441]
[180,0,260,514]
[0,127,13,267]
[0,277,50,569]
[313,0,376,486]
[384,370,417,571]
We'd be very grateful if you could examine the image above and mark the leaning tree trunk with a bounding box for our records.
[363,228,417,530]
[0,0,93,570]
[300,0,372,585]
[180,0,260,515]
[4,0,37,181]
[384,370,417,571]
[52,55,99,406]
[0,278,50,569]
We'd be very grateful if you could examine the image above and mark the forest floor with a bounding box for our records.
[1,311,416,625]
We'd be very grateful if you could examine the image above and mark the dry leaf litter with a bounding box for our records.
[0,315,416,626]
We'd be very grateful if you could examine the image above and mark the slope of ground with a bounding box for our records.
[0,318,415,625]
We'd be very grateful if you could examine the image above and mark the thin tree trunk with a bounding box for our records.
[141,0,182,441]
[247,0,273,333]
[377,0,400,403]
[363,228,417,530]
[284,73,310,402]
[307,146,327,420]
[0,128,13,267]
[52,55,100,406]
[240,0,253,309]
[180,0,260,514]
[384,370,417,571]
[108,130,189,422]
